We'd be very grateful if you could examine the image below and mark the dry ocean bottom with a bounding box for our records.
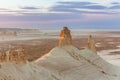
[0,27,120,80]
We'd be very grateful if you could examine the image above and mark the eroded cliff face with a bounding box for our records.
[0,48,26,63]
[87,35,97,53]
[59,27,72,47]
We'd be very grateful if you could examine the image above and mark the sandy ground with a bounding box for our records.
[0,29,120,64]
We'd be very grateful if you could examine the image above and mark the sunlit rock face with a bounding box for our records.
[0,48,26,63]
[59,27,72,47]
[87,35,97,53]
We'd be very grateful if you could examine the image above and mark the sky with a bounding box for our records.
[0,0,120,29]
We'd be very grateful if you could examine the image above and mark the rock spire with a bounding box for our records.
[59,27,72,47]
[87,35,97,53]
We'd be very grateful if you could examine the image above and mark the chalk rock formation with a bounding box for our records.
[0,52,7,62]
[87,35,97,53]
[36,28,120,80]
[16,48,26,63]
[59,27,72,47]
[0,48,26,63]
[0,27,120,80]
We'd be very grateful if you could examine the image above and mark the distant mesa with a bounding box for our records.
[87,35,97,53]
[59,27,72,47]
[0,31,17,36]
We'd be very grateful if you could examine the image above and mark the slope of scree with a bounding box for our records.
[0,62,57,80]
[36,46,120,80]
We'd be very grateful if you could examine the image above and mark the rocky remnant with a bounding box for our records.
[0,48,26,63]
[0,31,17,36]
[59,27,72,47]
[87,35,96,53]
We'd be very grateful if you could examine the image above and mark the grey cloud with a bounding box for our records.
[1,1,119,15]
[50,1,107,13]
[0,1,119,23]
[81,5,107,9]
[109,5,120,9]
[0,8,9,10]
[111,2,120,5]
[53,2,106,9]
[49,1,120,15]
[20,6,39,10]
[50,6,110,14]
[58,2,95,5]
